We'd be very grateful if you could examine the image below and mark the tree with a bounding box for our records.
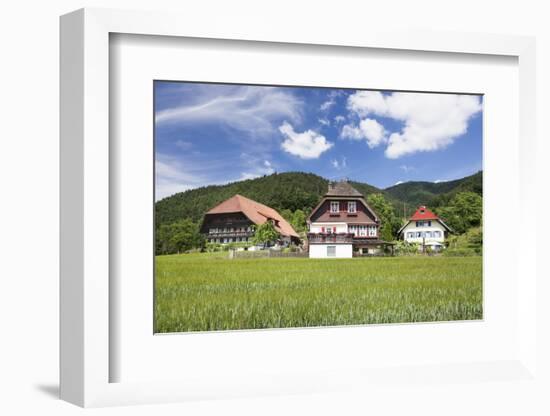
[367,193,401,240]
[435,191,482,234]
[252,221,279,247]
[156,219,204,255]
[290,209,307,234]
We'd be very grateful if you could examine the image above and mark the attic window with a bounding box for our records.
[330,201,340,213]
[347,201,356,213]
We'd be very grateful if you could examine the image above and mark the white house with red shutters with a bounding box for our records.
[398,205,452,251]
[306,180,392,258]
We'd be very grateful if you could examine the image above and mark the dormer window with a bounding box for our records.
[330,201,340,213]
[347,201,356,213]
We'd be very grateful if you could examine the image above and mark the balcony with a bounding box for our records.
[307,233,354,244]
[207,231,254,238]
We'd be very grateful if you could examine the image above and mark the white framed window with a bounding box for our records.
[330,201,340,213]
[347,201,356,213]
[368,225,377,237]
[434,231,442,238]
[407,232,414,238]
[327,246,336,257]
[349,225,357,236]
[425,231,432,238]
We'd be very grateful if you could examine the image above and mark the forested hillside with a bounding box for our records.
[385,171,482,211]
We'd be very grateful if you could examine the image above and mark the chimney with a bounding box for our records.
[328,181,334,191]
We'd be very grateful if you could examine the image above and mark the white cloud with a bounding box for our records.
[346,91,482,158]
[239,158,276,181]
[320,99,335,111]
[340,118,387,148]
[334,115,346,124]
[331,156,347,170]
[156,86,302,137]
[155,156,208,201]
[400,164,415,172]
[318,117,330,126]
[279,121,333,159]
[174,140,193,150]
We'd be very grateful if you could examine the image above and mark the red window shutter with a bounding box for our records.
[321,227,325,233]
[333,227,336,233]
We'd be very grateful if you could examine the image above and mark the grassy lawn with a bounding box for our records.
[155,253,482,333]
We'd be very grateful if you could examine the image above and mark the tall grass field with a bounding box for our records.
[155,253,482,333]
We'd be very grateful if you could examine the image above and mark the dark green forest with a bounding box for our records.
[155,171,483,254]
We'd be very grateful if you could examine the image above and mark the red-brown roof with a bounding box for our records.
[205,194,299,238]
[410,205,440,220]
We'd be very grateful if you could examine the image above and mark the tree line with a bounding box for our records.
[155,190,482,255]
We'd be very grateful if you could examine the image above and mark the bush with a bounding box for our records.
[394,241,419,256]
[443,248,476,257]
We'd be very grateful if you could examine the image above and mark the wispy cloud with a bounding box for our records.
[334,115,346,124]
[156,85,303,138]
[399,164,415,173]
[239,159,275,181]
[331,156,347,170]
[155,152,257,200]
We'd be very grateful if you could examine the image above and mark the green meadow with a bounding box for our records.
[155,253,482,333]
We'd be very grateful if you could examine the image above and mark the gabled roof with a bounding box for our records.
[410,206,440,221]
[397,205,453,234]
[307,180,379,223]
[325,180,363,197]
[204,194,299,238]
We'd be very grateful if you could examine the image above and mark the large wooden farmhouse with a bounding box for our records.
[200,194,300,246]
[398,205,452,251]
[307,180,391,258]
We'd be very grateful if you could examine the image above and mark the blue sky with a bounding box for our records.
[155,81,483,201]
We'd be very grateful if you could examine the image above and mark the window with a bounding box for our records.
[416,220,433,227]
[326,228,332,234]
[330,201,340,213]
[368,225,377,237]
[348,201,356,213]
[407,232,414,238]
[425,231,432,238]
[349,225,357,236]
[327,246,336,257]
[416,232,422,238]
[433,231,441,238]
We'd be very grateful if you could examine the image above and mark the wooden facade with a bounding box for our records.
[200,194,300,245]
[307,180,393,258]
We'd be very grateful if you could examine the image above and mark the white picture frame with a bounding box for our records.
[60,8,538,408]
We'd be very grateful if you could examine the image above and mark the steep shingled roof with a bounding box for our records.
[325,180,363,197]
[205,194,299,238]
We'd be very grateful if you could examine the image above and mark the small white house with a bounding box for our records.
[398,206,452,251]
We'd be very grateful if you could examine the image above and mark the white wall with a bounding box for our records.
[309,222,348,233]
[1,1,549,416]
[401,221,446,244]
[309,244,353,258]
